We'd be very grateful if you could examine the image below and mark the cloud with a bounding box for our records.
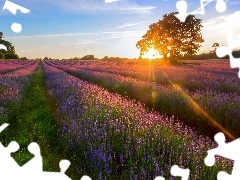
[189,0,232,15]
[202,13,239,34]
[5,30,145,39]
[119,6,155,11]
[109,21,148,30]
[8,28,144,58]
[105,0,122,3]
[228,0,240,5]
[5,32,97,39]
[36,0,155,13]
[200,11,240,53]
[190,0,214,14]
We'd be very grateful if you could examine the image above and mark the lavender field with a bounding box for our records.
[1,59,238,179]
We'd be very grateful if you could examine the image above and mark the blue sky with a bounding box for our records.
[1,0,240,59]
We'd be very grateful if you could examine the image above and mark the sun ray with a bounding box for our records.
[160,69,235,140]
[142,48,163,60]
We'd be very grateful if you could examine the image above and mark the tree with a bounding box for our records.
[43,57,52,60]
[0,52,4,59]
[102,56,109,60]
[210,43,220,54]
[0,32,18,59]
[81,55,94,60]
[20,57,28,60]
[212,43,220,50]
[4,53,19,59]
[208,42,220,59]
[136,12,204,63]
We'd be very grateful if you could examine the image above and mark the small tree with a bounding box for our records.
[20,57,28,60]
[136,12,204,63]
[0,52,5,59]
[0,32,18,59]
[5,53,19,59]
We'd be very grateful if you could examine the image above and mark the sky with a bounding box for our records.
[1,0,240,59]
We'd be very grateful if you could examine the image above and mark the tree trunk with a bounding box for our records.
[169,54,178,64]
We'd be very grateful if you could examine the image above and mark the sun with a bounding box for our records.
[142,48,163,60]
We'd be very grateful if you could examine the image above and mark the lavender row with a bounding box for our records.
[0,60,35,74]
[42,61,231,179]
[48,59,240,94]
[0,61,39,121]
[47,61,240,138]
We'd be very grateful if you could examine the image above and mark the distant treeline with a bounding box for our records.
[180,50,240,60]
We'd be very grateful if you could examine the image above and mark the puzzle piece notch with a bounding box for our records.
[205,132,240,180]
[11,23,22,33]
[171,165,190,180]
[215,0,227,13]
[154,176,165,180]
[2,0,30,15]
[0,123,92,179]
[175,0,189,22]
[217,171,233,180]
[0,123,20,176]
[216,28,240,78]
[80,175,92,180]
[154,165,190,180]
[0,44,7,51]
[60,159,71,174]
[175,0,227,22]
[21,142,42,173]
[0,123,9,133]
[2,0,30,33]
[204,132,236,166]
[0,141,21,178]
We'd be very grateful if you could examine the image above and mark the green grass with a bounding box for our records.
[0,63,233,179]
[0,85,7,94]
[0,65,79,179]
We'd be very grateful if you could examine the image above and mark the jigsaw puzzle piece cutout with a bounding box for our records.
[205,132,240,179]
[2,0,30,15]
[21,142,42,173]
[59,159,71,174]
[154,165,190,180]
[215,0,227,13]
[39,160,92,180]
[80,175,92,180]
[19,159,71,180]
[216,28,240,77]
[0,44,7,51]
[154,177,165,180]
[205,132,240,165]
[193,0,226,15]
[0,141,21,179]
[0,123,9,133]
[175,0,189,22]
[40,171,71,180]
[217,171,234,180]
[40,173,92,180]
[175,0,227,22]
[171,165,190,180]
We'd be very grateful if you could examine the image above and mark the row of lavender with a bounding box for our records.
[0,60,39,122]
[48,60,240,94]
[42,61,231,179]
[45,60,240,138]
[0,60,36,74]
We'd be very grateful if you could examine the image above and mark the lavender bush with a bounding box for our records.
[42,61,232,179]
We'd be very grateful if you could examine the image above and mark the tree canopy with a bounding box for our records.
[0,32,19,59]
[136,12,204,63]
